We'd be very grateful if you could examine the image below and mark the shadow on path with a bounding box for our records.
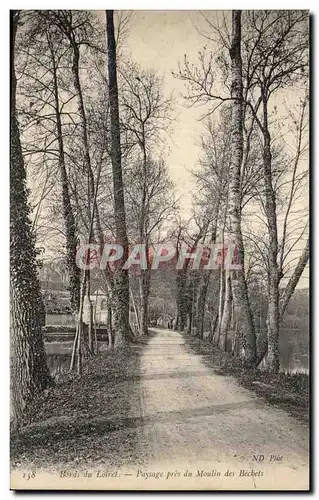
[10,331,159,470]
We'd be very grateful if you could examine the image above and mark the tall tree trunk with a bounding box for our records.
[262,92,280,373]
[64,25,117,344]
[215,193,227,337]
[94,288,98,354]
[196,273,210,338]
[68,33,115,314]
[106,291,113,348]
[216,206,226,337]
[71,44,103,245]
[190,277,198,336]
[175,270,187,331]
[69,120,105,371]
[196,221,218,338]
[208,311,219,342]
[219,272,233,351]
[228,10,256,366]
[186,306,192,335]
[137,132,150,336]
[137,146,150,337]
[139,267,150,336]
[53,16,118,329]
[47,33,80,313]
[70,269,87,373]
[106,10,132,345]
[215,267,225,345]
[10,11,51,427]
[86,269,93,353]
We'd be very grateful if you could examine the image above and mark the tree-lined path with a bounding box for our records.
[10,10,309,490]
[130,328,309,489]
[11,328,309,490]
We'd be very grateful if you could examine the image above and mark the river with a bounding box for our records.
[45,341,309,377]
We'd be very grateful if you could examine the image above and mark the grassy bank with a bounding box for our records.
[183,333,309,424]
[11,343,144,471]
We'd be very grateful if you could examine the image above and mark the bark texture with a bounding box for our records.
[262,93,280,373]
[106,10,132,344]
[139,267,151,336]
[228,10,256,366]
[10,12,51,427]
[219,272,233,351]
[175,270,188,331]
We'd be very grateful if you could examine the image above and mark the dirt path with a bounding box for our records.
[11,328,309,490]
[131,328,309,490]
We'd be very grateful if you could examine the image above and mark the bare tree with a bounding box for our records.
[106,10,132,344]
[242,10,308,371]
[227,11,257,365]
[10,11,51,427]
[46,28,80,312]
[175,10,309,370]
[120,63,174,335]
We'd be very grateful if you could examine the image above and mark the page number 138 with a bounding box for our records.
[22,471,36,480]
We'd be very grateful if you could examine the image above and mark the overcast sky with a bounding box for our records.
[119,10,309,287]
[122,11,216,210]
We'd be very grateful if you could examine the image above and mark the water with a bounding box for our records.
[45,342,309,377]
[45,342,72,376]
[280,327,309,374]
[45,341,109,376]
[280,353,309,374]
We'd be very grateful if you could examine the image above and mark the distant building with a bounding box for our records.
[83,287,109,325]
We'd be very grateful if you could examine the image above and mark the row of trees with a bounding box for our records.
[11,10,309,428]
[11,9,175,426]
[172,10,309,372]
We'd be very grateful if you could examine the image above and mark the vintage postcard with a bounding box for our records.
[10,9,309,491]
